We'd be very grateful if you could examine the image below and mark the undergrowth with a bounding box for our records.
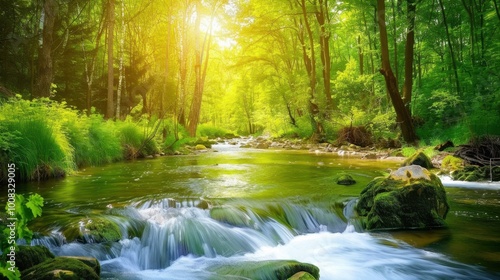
[0,97,163,182]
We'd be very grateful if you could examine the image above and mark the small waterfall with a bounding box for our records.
[30,197,499,279]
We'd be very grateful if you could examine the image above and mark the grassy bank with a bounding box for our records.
[0,97,162,182]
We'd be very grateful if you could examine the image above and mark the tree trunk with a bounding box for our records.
[106,0,115,119]
[377,0,417,144]
[35,0,57,98]
[402,0,416,115]
[315,0,334,110]
[300,0,324,142]
[116,0,125,119]
[437,0,461,95]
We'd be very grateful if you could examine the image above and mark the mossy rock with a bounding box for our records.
[195,144,208,150]
[62,256,100,276]
[17,245,55,272]
[22,257,99,280]
[208,260,320,280]
[357,165,449,231]
[210,206,254,228]
[441,155,464,171]
[288,271,317,280]
[336,173,356,185]
[451,165,500,181]
[78,217,121,243]
[403,150,433,169]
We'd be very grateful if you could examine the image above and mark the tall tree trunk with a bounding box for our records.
[299,0,324,142]
[438,0,461,95]
[358,35,364,75]
[83,8,105,115]
[116,0,125,119]
[377,0,417,143]
[315,0,334,110]
[402,0,416,115]
[35,0,57,98]
[106,0,115,119]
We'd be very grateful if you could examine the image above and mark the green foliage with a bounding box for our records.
[0,98,166,181]
[196,123,233,138]
[441,155,464,171]
[163,119,193,152]
[1,194,44,280]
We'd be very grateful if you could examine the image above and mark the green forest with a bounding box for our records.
[1,0,500,180]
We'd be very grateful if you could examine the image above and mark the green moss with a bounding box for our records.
[208,260,320,280]
[402,150,433,169]
[210,207,254,227]
[17,245,55,272]
[288,271,317,280]
[22,257,99,280]
[357,166,449,231]
[80,217,121,243]
[336,173,356,185]
[441,155,464,171]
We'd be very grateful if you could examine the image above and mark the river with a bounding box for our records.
[11,144,500,279]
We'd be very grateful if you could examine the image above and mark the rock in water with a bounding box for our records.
[402,150,433,169]
[22,257,100,280]
[17,245,55,272]
[336,173,356,185]
[356,165,449,230]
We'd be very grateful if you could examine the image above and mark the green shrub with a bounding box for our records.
[197,123,233,138]
[87,115,123,164]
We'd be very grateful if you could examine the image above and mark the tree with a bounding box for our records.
[35,0,57,98]
[106,0,115,119]
[377,0,417,143]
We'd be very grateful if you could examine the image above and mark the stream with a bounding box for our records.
[9,144,500,279]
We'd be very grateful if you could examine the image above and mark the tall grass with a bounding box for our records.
[0,97,161,182]
[2,118,74,181]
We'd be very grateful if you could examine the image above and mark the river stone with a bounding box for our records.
[17,245,55,272]
[336,173,356,185]
[22,257,99,280]
[78,217,121,243]
[356,165,449,230]
[195,144,207,150]
[208,260,320,280]
[402,151,433,169]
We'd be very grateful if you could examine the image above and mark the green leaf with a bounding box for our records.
[26,194,44,218]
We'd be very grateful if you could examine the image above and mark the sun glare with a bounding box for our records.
[200,16,236,49]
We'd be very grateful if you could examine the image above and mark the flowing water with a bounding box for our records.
[7,144,500,279]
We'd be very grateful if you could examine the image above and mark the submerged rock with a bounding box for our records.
[403,150,433,169]
[22,257,100,280]
[336,173,356,185]
[356,165,449,231]
[208,260,320,280]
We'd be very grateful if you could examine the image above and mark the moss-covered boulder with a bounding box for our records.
[336,173,356,185]
[403,150,433,169]
[22,257,99,280]
[208,260,319,280]
[288,271,318,280]
[17,245,55,272]
[78,217,121,243]
[451,165,500,181]
[356,165,449,231]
